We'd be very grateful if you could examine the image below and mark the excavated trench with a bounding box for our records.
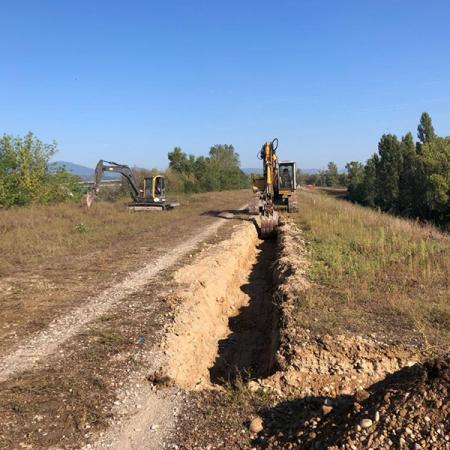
[210,239,278,384]
[159,221,281,389]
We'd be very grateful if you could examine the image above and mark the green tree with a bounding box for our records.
[167,144,248,193]
[325,161,339,186]
[168,147,197,192]
[417,112,436,145]
[361,154,378,207]
[0,132,80,207]
[342,113,449,227]
[296,168,306,186]
[398,132,419,216]
[345,161,365,203]
[420,137,450,224]
[376,134,402,212]
[208,144,246,190]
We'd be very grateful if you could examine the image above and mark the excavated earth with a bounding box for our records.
[168,220,449,449]
[1,208,448,449]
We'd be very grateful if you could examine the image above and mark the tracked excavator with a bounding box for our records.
[89,160,179,211]
[249,139,298,238]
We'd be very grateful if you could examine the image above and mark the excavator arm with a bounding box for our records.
[258,139,280,238]
[92,160,140,202]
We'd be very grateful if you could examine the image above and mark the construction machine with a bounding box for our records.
[249,139,298,238]
[89,160,179,211]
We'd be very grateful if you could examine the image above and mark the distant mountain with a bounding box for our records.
[50,161,120,180]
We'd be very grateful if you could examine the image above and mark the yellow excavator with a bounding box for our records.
[249,139,298,237]
[89,160,179,211]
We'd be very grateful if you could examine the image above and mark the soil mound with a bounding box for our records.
[257,356,450,449]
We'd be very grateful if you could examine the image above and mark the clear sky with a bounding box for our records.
[1,0,450,170]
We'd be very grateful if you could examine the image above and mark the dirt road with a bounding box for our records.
[0,191,251,449]
[0,209,244,383]
[1,190,447,449]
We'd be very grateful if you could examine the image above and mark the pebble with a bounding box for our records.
[355,390,370,402]
[247,381,260,392]
[360,419,373,429]
[322,405,333,415]
[374,411,380,422]
[249,417,263,433]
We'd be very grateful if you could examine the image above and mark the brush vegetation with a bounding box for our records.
[0,133,82,207]
[294,190,449,353]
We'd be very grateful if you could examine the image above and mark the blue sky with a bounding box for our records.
[1,0,450,170]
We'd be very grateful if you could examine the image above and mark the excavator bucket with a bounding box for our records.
[259,211,279,239]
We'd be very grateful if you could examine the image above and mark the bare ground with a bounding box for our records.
[171,218,449,450]
[0,192,252,449]
[1,190,448,449]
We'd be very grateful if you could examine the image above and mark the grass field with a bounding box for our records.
[293,189,450,352]
[0,191,246,275]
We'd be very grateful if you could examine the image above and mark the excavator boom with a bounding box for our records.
[93,160,140,202]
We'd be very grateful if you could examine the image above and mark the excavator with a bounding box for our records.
[249,138,298,238]
[89,160,179,211]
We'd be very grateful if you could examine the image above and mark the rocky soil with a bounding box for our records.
[172,219,449,449]
[257,357,450,449]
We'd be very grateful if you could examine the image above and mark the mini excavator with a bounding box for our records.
[89,160,179,211]
[249,139,298,238]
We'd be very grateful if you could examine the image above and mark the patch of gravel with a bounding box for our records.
[257,356,450,449]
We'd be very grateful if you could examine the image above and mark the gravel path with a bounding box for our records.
[0,213,237,383]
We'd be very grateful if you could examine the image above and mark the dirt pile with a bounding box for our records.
[257,356,450,449]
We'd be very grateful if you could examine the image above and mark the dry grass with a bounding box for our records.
[293,189,450,352]
[0,191,246,275]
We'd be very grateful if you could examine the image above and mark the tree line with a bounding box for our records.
[2,115,448,227]
[299,113,449,227]
[345,113,449,226]
[167,145,249,192]
[0,133,249,208]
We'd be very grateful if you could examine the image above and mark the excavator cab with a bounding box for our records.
[144,175,166,201]
[276,161,298,212]
[278,161,296,192]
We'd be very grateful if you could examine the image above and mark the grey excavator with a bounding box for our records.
[89,160,179,211]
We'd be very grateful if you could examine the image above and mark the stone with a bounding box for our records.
[322,405,333,415]
[360,419,373,429]
[249,417,263,434]
[355,390,370,402]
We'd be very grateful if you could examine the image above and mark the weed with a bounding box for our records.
[75,222,89,234]
[292,190,449,351]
